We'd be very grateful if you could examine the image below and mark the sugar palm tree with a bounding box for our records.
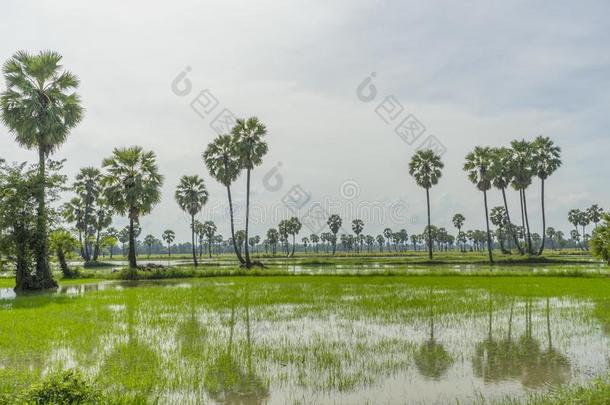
[587,204,604,229]
[532,136,562,255]
[509,140,535,254]
[1,50,83,289]
[376,235,385,252]
[568,209,584,250]
[203,134,244,264]
[310,234,320,253]
[464,146,495,264]
[144,234,156,258]
[232,117,268,267]
[287,217,302,257]
[73,167,102,262]
[101,146,163,274]
[578,210,591,250]
[202,220,217,258]
[327,214,342,255]
[351,219,364,253]
[409,150,443,259]
[383,228,393,251]
[490,147,524,255]
[452,214,465,251]
[162,230,175,257]
[175,175,209,267]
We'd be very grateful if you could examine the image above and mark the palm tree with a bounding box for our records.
[266,228,279,255]
[545,227,556,250]
[490,206,509,253]
[464,146,495,264]
[587,204,604,229]
[232,117,268,267]
[383,228,393,251]
[1,50,83,289]
[578,211,591,250]
[194,220,205,258]
[144,234,156,258]
[452,214,465,251]
[510,140,535,254]
[162,230,175,257]
[203,134,244,264]
[532,136,562,255]
[327,215,342,255]
[175,175,209,267]
[590,213,610,264]
[490,147,524,255]
[376,235,385,252]
[101,146,163,274]
[287,217,302,257]
[202,221,217,258]
[568,209,584,250]
[409,150,444,259]
[351,219,364,253]
[310,234,320,254]
[73,167,102,262]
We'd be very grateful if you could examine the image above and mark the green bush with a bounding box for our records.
[20,370,102,404]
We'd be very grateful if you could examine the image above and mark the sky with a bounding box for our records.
[1,0,608,242]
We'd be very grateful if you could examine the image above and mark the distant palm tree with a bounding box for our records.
[144,234,156,258]
[409,150,444,259]
[490,147,524,254]
[266,228,279,255]
[383,228,393,251]
[464,146,495,264]
[327,214,342,255]
[509,140,535,254]
[587,204,604,229]
[202,221,217,258]
[568,209,584,250]
[232,117,269,267]
[351,219,364,253]
[1,50,83,289]
[162,230,175,257]
[310,234,320,253]
[578,211,591,250]
[376,235,385,252]
[545,227,556,250]
[102,146,163,274]
[301,237,310,253]
[175,175,209,267]
[203,134,244,264]
[452,214,465,251]
[73,167,102,262]
[532,136,562,255]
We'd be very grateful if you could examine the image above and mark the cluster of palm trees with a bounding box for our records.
[567,204,604,250]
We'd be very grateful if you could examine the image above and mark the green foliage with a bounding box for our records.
[591,213,610,264]
[19,369,102,404]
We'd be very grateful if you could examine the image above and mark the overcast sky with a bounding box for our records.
[1,0,608,242]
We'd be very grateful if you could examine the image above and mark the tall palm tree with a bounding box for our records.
[452,214,465,251]
[509,140,535,254]
[175,175,209,267]
[162,230,175,257]
[288,217,302,257]
[327,214,342,255]
[232,117,268,267]
[1,50,83,289]
[578,211,591,250]
[409,150,443,260]
[203,134,244,264]
[73,167,102,262]
[101,146,163,274]
[532,136,562,255]
[587,204,604,229]
[568,209,584,251]
[351,219,364,253]
[490,147,524,255]
[464,146,495,264]
[202,221,217,258]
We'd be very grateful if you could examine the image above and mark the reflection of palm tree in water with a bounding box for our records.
[205,288,270,404]
[414,290,453,380]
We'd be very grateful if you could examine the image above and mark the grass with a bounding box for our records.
[0,273,608,403]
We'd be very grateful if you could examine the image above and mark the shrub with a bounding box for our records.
[20,369,102,404]
[590,213,610,265]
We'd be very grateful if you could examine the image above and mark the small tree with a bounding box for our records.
[50,230,80,277]
[590,213,610,265]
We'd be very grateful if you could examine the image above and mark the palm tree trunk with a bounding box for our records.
[208,238,212,258]
[426,187,433,260]
[522,189,533,254]
[93,228,101,262]
[167,244,171,257]
[127,217,138,273]
[538,179,547,256]
[226,185,245,264]
[502,187,524,255]
[244,168,252,266]
[483,190,494,264]
[519,189,526,247]
[34,146,57,289]
[291,235,296,257]
[191,214,198,267]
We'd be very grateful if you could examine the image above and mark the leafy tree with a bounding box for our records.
[202,221,217,258]
[409,150,443,260]
[327,214,342,255]
[464,147,496,264]
[490,206,510,254]
[532,136,561,255]
[100,232,118,258]
[101,146,163,274]
[545,227,556,250]
[62,197,86,258]
[351,219,364,253]
[365,235,375,252]
[232,117,268,267]
[590,213,610,265]
[73,167,102,261]
[452,214,465,251]
[1,50,83,289]
[203,134,243,264]
[162,230,175,257]
[175,175,208,266]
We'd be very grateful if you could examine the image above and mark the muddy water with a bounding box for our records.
[1,279,608,404]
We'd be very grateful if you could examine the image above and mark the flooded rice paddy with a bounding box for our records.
[0,275,608,404]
